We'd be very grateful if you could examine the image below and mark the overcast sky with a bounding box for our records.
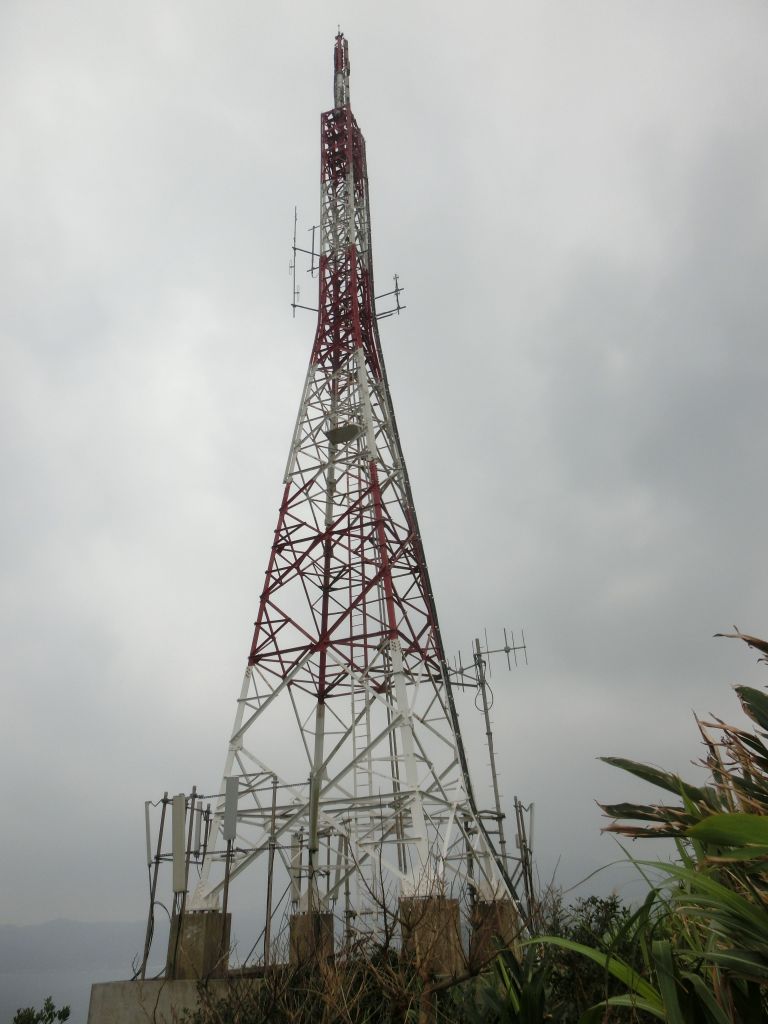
[2,1,768,927]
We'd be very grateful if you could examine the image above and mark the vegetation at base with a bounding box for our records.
[182,949,422,1023]
[455,896,653,1024]
[181,628,768,1022]
[12,997,71,1024]
[178,895,650,1023]
[535,627,768,1023]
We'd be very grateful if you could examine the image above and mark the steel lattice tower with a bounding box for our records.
[188,34,519,949]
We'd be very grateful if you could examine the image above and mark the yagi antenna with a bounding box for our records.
[291,207,406,320]
[374,274,406,319]
[290,207,320,317]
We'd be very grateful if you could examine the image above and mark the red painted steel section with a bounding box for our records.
[246,36,440,702]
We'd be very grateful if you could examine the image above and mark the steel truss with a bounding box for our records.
[189,34,521,942]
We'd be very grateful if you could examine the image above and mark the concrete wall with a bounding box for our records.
[88,978,259,1024]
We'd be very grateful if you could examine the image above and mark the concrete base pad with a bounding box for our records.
[469,899,522,968]
[289,911,334,965]
[166,910,231,979]
[399,896,464,979]
[87,978,259,1024]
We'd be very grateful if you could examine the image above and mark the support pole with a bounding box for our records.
[140,792,168,980]
[307,702,326,912]
[264,775,277,967]
[220,838,232,970]
[392,640,429,885]
[474,639,508,868]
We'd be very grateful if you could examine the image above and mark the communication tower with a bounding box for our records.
[145,34,529,976]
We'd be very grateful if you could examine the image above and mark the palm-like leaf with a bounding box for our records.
[590,631,768,1020]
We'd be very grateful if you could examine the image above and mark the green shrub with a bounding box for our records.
[535,629,768,1023]
[13,997,70,1024]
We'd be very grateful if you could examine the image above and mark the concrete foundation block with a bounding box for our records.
[469,899,522,968]
[399,896,464,979]
[289,911,334,965]
[166,909,231,979]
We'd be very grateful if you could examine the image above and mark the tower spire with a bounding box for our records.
[334,31,350,108]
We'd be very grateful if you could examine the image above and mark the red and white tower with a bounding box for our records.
[185,34,520,955]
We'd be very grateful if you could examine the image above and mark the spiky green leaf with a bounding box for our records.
[678,971,732,1024]
[599,757,718,806]
[736,686,768,732]
[687,812,768,847]
[531,935,662,1006]
[696,949,768,981]
[601,802,696,824]
[651,939,685,1024]
[581,994,667,1021]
